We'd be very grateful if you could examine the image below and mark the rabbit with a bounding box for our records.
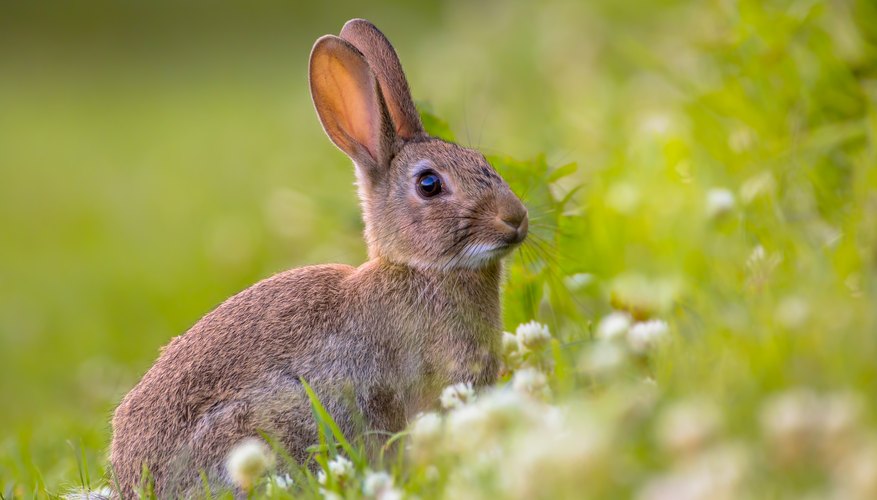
[109,18,528,498]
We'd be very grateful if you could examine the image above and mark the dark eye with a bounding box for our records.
[416,171,443,198]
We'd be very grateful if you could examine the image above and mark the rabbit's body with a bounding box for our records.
[110,19,526,497]
[111,260,501,497]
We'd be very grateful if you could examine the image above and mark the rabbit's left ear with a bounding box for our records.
[340,19,425,141]
[309,35,395,176]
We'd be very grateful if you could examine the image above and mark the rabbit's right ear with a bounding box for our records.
[310,35,395,177]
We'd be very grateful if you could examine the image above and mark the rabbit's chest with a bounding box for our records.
[391,321,500,414]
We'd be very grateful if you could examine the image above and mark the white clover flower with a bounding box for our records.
[329,455,353,476]
[444,399,503,454]
[501,414,608,499]
[818,392,865,464]
[382,490,403,500]
[226,438,276,491]
[821,392,864,441]
[596,311,632,340]
[728,126,754,153]
[64,486,114,500]
[273,473,293,488]
[640,111,673,136]
[637,443,748,500]
[363,470,402,499]
[656,399,722,458]
[579,341,627,376]
[501,331,523,369]
[775,296,810,329]
[424,465,440,482]
[409,412,443,446]
[606,182,641,213]
[759,388,822,463]
[444,386,556,457]
[320,489,343,500]
[832,436,877,500]
[440,382,476,410]
[501,331,519,355]
[318,454,354,486]
[706,188,735,219]
[265,474,293,494]
[563,273,594,291]
[362,471,392,495]
[627,320,669,353]
[446,401,489,439]
[328,454,354,478]
[512,367,550,398]
[516,321,552,353]
[477,387,537,423]
[542,405,565,432]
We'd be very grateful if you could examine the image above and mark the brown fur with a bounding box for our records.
[109,19,527,497]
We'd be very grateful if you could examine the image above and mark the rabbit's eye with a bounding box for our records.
[416,172,443,198]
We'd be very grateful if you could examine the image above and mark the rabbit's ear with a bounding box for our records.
[340,19,424,140]
[310,35,395,172]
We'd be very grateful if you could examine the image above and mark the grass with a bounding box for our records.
[2,0,877,497]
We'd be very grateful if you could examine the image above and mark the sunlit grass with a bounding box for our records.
[2,0,877,497]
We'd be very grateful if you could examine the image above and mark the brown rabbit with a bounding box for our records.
[109,18,527,497]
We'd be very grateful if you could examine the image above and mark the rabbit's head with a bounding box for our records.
[310,19,527,271]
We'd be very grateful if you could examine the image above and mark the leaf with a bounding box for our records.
[558,184,583,209]
[547,162,578,183]
[417,103,456,142]
[300,378,359,465]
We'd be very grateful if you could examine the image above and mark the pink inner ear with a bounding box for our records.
[321,51,381,162]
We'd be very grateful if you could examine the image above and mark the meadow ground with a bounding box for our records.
[1,0,876,498]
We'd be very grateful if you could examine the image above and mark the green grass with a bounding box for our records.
[2,0,877,497]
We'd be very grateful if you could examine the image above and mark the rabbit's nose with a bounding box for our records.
[501,210,525,230]
[498,208,529,244]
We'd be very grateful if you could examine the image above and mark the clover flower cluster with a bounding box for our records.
[317,455,355,489]
[637,398,748,500]
[314,455,403,500]
[253,322,870,500]
[229,319,874,500]
[224,440,402,499]
[579,311,669,378]
[636,388,875,500]
[410,384,587,497]
[759,389,876,499]
[501,320,554,374]
[402,321,620,498]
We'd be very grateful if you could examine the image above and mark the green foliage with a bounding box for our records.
[2,0,877,497]
[301,379,360,469]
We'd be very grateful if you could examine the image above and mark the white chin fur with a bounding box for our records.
[450,242,509,269]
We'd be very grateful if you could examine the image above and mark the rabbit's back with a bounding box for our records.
[110,264,362,496]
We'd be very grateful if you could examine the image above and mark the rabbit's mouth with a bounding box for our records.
[454,241,522,269]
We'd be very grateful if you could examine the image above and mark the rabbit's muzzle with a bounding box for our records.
[495,200,529,246]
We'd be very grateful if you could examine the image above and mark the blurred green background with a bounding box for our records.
[2,0,876,496]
